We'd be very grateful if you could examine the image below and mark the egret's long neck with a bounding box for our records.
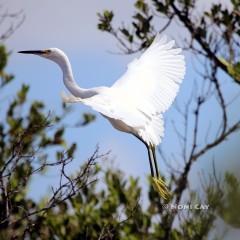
[55,54,95,98]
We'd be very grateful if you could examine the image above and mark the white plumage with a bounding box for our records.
[19,33,186,199]
[82,34,185,145]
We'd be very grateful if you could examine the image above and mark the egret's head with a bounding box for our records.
[18,48,67,65]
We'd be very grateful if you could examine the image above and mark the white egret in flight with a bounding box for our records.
[19,34,185,199]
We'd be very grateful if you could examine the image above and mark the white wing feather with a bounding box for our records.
[112,34,185,115]
[83,34,185,145]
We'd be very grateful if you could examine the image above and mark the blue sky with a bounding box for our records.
[2,0,240,238]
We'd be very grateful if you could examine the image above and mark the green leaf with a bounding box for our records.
[135,0,148,14]
[67,143,77,158]
[17,84,29,104]
[0,45,7,71]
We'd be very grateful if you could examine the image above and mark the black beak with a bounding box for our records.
[18,50,46,55]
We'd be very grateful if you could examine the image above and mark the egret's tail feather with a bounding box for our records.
[152,177,171,200]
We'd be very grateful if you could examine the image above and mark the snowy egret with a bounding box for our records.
[19,34,185,199]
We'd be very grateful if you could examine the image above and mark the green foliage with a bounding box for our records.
[218,58,240,83]
[204,171,240,230]
[0,45,7,71]
[2,165,236,240]
[97,10,114,32]
[97,2,154,52]
[81,113,96,126]
[0,45,14,87]
[217,173,240,228]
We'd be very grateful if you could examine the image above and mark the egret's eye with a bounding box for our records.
[45,49,51,54]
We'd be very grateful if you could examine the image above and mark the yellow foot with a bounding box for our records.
[152,177,171,200]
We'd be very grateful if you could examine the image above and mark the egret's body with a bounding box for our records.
[19,34,185,198]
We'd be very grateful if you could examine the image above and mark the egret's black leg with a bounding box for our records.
[147,145,155,178]
[133,134,170,199]
[133,134,155,178]
[151,145,160,178]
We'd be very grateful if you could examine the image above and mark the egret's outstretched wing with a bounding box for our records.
[112,34,185,116]
[106,34,186,145]
[80,34,185,145]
